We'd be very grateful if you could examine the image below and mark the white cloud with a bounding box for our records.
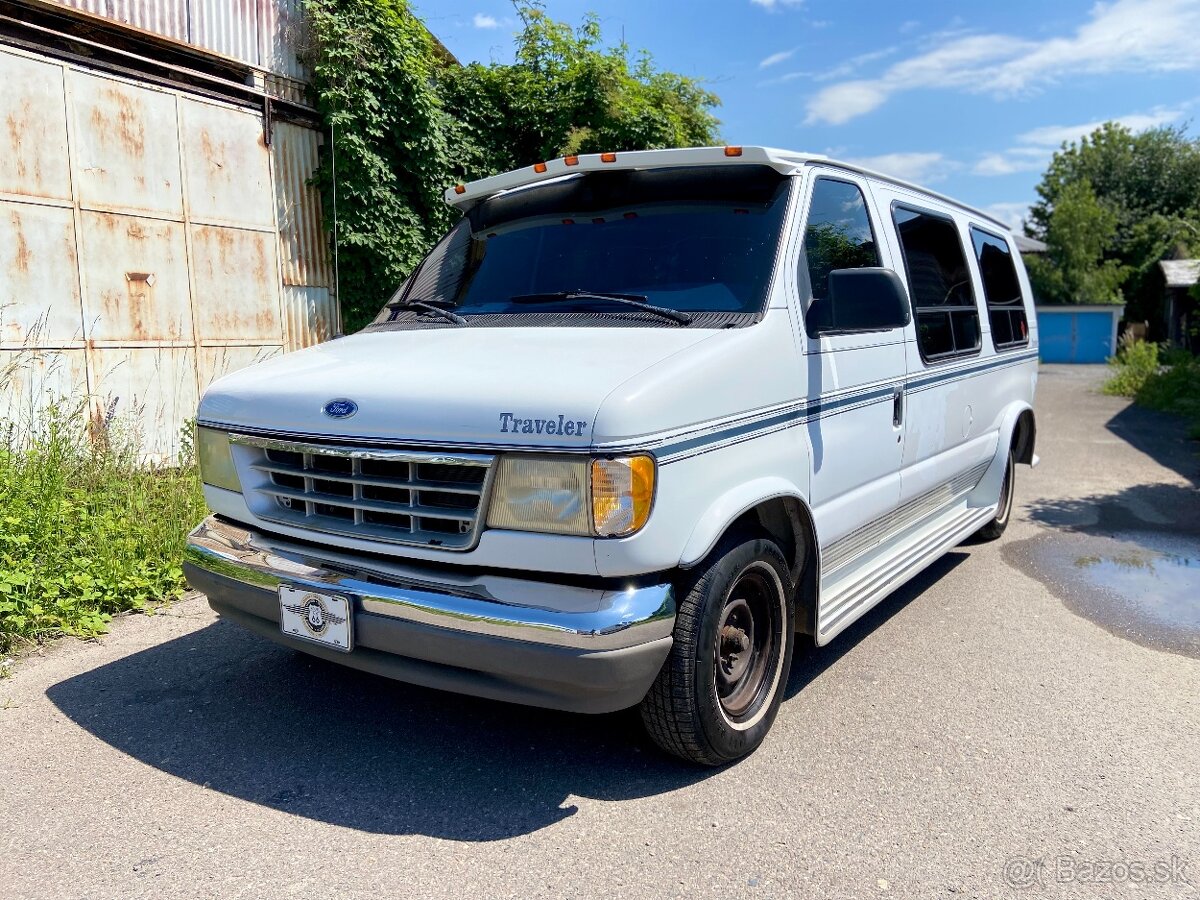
[982,202,1034,230]
[750,0,805,9]
[1016,106,1185,147]
[813,47,898,82]
[806,0,1200,125]
[759,48,797,69]
[844,152,956,184]
[973,105,1188,176]
[472,13,499,29]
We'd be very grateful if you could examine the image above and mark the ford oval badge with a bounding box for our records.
[323,398,358,419]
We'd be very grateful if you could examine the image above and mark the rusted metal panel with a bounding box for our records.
[0,348,89,432]
[189,224,281,342]
[273,121,330,287]
[78,211,193,342]
[87,346,198,460]
[190,0,261,68]
[0,200,82,347]
[180,96,274,228]
[281,284,335,350]
[69,70,184,217]
[198,343,281,390]
[50,0,191,45]
[260,0,308,81]
[0,49,72,201]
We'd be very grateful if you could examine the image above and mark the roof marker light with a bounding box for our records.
[533,162,548,173]
[563,155,579,166]
[724,146,743,157]
[453,184,466,194]
[600,152,617,163]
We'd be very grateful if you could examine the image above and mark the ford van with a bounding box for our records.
[185,146,1038,765]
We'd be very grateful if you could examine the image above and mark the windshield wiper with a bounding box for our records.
[509,290,693,325]
[387,298,466,325]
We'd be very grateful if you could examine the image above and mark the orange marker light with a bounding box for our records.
[724,146,743,157]
[533,162,548,173]
[600,152,617,163]
[564,156,579,166]
[453,184,466,194]
[561,218,575,225]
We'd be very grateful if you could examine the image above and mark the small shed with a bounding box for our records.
[1036,305,1125,363]
[1159,260,1199,353]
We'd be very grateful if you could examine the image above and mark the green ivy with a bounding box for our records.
[304,0,457,330]
[304,0,722,330]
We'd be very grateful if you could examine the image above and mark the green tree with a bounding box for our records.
[1027,123,1200,316]
[304,0,722,330]
[439,5,721,180]
[1025,179,1127,305]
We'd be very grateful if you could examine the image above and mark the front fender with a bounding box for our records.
[679,476,809,568]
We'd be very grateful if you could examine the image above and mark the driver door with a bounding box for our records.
[795,171,906,575]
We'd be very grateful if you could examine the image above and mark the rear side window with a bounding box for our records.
[892,206,980,362]
[970,226,1029,350]
[801,178,880,304]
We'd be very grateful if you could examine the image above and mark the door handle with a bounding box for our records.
[892,386,904,427]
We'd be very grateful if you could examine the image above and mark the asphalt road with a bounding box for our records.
[2,365,1198,899]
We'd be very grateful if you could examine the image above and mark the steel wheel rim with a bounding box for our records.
[714,568,778,722]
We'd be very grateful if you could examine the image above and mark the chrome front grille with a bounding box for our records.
[232,435,495,550]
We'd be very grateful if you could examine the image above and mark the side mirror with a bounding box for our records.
[807,267,911,336]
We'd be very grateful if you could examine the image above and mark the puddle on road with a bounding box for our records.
[1006,531,1200,658]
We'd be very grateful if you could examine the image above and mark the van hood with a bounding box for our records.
[199,327,724,448]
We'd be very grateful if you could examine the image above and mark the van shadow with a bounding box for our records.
[45,621,708,840]
[46,552,969,840]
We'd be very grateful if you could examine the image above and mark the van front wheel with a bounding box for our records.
[640,538,794,766]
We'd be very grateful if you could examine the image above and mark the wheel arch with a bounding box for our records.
[679,479,820,637]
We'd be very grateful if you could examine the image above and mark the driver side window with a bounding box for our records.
[801,178,881,307]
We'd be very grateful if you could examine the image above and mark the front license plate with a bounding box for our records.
[279,585,353,652]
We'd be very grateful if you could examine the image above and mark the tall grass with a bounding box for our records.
[0,352,205,652]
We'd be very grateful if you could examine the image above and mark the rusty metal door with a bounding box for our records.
[0,42,333,459]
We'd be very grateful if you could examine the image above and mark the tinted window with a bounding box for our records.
[970,226,1029,350]
[371,165,791,326]
[801,178,880,303]
[892,207,981,361]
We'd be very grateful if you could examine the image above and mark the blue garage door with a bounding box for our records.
[1037,310,1114,363]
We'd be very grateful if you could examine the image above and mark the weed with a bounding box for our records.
[0,387,204,652]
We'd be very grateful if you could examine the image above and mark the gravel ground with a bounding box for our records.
[1,364,1197,899]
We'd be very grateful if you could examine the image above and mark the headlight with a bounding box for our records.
[592,456,655,537]
[487,455,591,535]
[486,454,656,538]
[196,426,240,492]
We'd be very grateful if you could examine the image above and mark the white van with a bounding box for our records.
[186,147,1038,765]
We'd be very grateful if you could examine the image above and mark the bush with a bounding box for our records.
[1103,337,1200,439]
[1102,336,1160,397]
[0,396,205,652]
[1135,354,1200,440]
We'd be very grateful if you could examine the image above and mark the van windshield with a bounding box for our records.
[370,165,791,327]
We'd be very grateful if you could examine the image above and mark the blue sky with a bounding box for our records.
[414,0,1200,230]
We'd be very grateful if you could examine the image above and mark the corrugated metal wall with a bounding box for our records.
[47,0,309,81]
[0,39,333,459]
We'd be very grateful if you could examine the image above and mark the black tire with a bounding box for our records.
[639,536,795,766]
[975,450,1015,541]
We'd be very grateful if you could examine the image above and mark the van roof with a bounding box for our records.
[443,145,1010,232]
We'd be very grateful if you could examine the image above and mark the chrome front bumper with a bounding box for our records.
[184,516,676,713]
